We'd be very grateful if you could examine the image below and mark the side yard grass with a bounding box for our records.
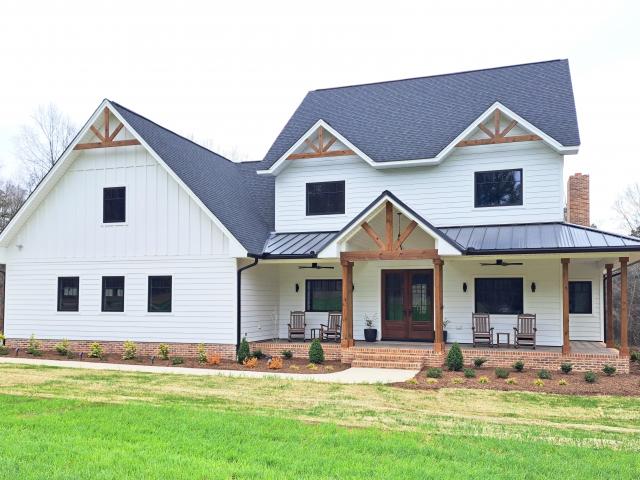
[0,364,639,479]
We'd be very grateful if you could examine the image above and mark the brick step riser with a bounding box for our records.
[352,360,423,369]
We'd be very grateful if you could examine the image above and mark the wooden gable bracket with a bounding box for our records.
[287,126,355,160]
[456,110,541,147]
[359,201,420,253]
[74,108,141,150]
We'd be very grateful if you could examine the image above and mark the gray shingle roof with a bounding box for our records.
[110,101,274,255]
[263,59,580,166]
[440,223,640,254]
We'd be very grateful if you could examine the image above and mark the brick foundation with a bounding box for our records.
[5,338,236,360]
[249,341,342,361]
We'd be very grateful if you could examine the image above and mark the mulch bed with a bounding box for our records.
[0,350,347,375]
[394,362,640,396]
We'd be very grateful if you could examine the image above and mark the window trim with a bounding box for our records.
[101,276,125,313]
[57,276,80,312]
[305,181,346,216]
[474,168,523,209]
[103,186,126,224]
[474,277,524,315]
[569,280,593,315]
[305,279,342,312]
[147,275,172,313]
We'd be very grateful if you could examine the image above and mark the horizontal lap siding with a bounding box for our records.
[275,142,563,232]
[241,262,279,341]
[568,263,603,341]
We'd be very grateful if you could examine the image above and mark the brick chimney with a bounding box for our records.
[566,173,590,226]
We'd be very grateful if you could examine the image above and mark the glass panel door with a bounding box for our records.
[381,270,434,341]
[381,271,407,339]
[409,271,434,340]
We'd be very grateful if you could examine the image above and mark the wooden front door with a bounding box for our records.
[381,270,434,341]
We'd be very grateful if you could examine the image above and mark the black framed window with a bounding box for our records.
[475,278,523,315]
[474,169,523,208]
[148,276,172,313]
[102,276,125,312]
[306,181,345,216]
[569,281,592,314]
[57,277,79,312]
[305,279,342,312]
[103,187,126,223]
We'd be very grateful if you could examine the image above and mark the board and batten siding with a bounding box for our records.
[4,142,238,344]
[275,142,564,232]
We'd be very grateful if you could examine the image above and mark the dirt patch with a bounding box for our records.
[0,350,347,374]
[395,362,640,396]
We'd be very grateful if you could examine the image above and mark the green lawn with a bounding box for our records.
[0,364,638,479]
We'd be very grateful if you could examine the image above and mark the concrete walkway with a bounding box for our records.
[0,357,417,384]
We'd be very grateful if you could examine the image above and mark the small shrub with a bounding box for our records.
[560,362,573,374]
[478,376,489,384]
[584,371,597,383]
[281,349,293,359]
[306,362,319,370]
[243,357,258,368]
[88,342,104,359]
[473,357,488,368]
[207,353,221,365]
[27,334,42,356]
[0,345,9,356]
[406,378,418,385]
[171,356,184,365]
[308,339,325,364]
[463,368,476,378]
[0,331,4,343]
[237,337,250,364]
[268,356,283,370]
[426,378,438,385]
[512,360,525,372]
[289,364,300,371]
[558,379,568,386]
[426,367,443,379]
[197,343,207,364]
[533,379,544,387]
[55,339,70,356]
[506,378,517,385]
[158,343,170,360]
[324,365,334,371]
[252,349,265,359]
[122,340,137,360]
[538,369,552,380]
[602,364,616,376]
[445,343,464,371]
[630,351,639,362]
[495,367,509,379]
[451,377,464,385]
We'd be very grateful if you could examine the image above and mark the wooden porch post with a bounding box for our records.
[433,258,444,353]
[341,260,354,348]
[619,257,629,356]
[561,258,571,355]
[605,263,614,348]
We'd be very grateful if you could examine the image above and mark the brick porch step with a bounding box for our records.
[351,359,423,369]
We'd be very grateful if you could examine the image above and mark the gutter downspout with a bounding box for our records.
[237,256,259,351]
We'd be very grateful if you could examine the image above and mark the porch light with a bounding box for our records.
[295,283,299,293]
[531,282,536,293]
[463,282,467,292]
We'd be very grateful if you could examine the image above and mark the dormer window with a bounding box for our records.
[306,181,345,216]
[103,187,126,223]
[474,169,522,208]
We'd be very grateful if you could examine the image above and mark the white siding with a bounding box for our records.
[569,262,603,341]
[240,261,280,341]
[275,142,564,232]
[4,142,238,344]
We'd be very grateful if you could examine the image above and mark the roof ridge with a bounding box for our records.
[311,59,567,93]
[108,99,235,164]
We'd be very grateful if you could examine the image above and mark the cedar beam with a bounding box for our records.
[304,138,320,153]
[605,264,614,348]
[494,109,500,136]
[322,136,337,152]
[74,139,141,150]
[104,108,110,140]
[90,125,106,142]
[501,119,518,137]
[108,123,124,141]
[456,134,541,147]
[385,201,393,251]
[433,258,444,353]
[287,149,354,160]
[561,258,570,355]
[394,220,417,250]
[620,257,630,356]
[340,249,439,262]
[361,222,385,250]
[478,123,494,138]
[341,260,354,348]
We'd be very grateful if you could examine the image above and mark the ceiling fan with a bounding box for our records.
[298,263,334,270]
[480,259,523,267]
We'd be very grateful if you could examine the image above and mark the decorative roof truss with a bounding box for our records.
[287,126,354,160]
[74,108,141,150]
[456,110,541,147]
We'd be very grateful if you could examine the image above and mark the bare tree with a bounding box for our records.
[614,183,640,237]
[0,180,27,231]
[14,104,77,191]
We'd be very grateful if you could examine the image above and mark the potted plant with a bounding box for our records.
[364,314,378,342]
[443,320,449,343]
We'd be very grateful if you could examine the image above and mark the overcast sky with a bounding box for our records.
[0,0,638,232]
